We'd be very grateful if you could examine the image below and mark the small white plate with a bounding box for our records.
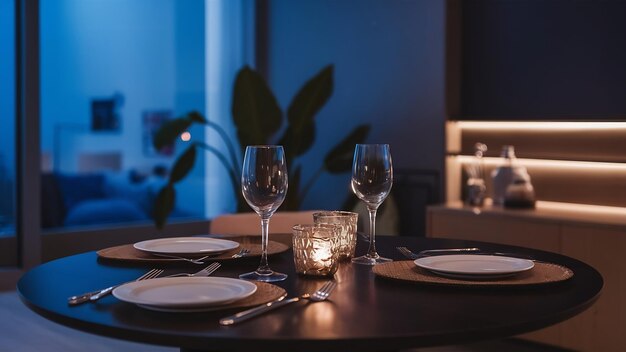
[414,254,534,277]
[133,237,239,256]
[112,277,257,308]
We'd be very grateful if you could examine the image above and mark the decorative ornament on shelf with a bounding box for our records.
[491,145,536,209]
[151,65,370,229]
[465,142,487,206]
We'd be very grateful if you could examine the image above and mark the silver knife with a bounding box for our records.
[219,293,290,325]
[68,269,163,306]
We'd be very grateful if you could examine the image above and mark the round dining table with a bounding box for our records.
[18,234,602,352]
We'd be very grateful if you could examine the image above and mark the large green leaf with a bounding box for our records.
[282,165,301,210]
[281,65,333,160]
[153,184,176,229]
[187,111,208,124]
[324,124,370,173]
[170,145,197,183]
[278,121,315,164]
[232,66,282,153]
[153,117,193,150]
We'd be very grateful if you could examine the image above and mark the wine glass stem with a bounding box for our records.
[257,217,271,274]
[367,206,379,258]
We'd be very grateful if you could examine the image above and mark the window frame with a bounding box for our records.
[0,0,212,290]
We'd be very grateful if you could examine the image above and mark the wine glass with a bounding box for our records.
[239,145,289,282]
[350,144,393,265]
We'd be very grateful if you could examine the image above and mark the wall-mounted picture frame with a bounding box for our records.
[91,100,118,131]
[91,93,124,132]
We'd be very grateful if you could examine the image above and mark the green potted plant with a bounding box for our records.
[152,65,369,228]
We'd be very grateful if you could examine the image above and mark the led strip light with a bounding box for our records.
[454,155,626,172]
[454,121,626,131]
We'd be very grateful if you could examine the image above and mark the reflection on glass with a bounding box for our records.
[239,145,289,282]
[40,0,207,230]
[350,144,393,265]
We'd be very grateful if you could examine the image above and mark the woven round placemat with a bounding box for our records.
[219,281,286,310]
[97,239,289,264]
[372,260,574,288]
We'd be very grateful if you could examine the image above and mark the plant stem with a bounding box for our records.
[195,142,240,203]
[204,119,242,177]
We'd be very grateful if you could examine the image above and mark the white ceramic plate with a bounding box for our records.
[414,254,534,277]
[133,237,239,256]
[112,277,257,308]
[136,303,232,313]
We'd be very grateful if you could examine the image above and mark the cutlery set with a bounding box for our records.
[396,246,480,260]
[219,281,337,326]
[71,244,523,321]
[68,244,530,323]
[150,247,251,264]
[396,246,536,261]
[68,246,336,324]
[68,268,164,306]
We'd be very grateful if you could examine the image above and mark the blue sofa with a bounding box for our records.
[41,170,181,228]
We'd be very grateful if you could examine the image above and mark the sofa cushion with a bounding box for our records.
[102,172,166,216]
[64,198,148,226]
[55,173,105,210]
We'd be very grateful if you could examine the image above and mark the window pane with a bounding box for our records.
[0,0,17,266]
[40,0,207,230]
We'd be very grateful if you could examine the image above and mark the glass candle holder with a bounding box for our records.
[313,211,358,261]
[292,224,341,277]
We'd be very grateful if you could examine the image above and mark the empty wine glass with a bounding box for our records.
[350,144,393,265]
[239,145,288,282]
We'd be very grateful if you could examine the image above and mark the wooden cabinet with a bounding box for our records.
[428,202,626,351]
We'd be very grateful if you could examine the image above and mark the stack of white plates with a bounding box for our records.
[414,254,535,279]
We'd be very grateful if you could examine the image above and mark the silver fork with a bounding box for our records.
[151,253,211,264]
[91,263,220,301]
[231,248,250,258]
[219,281,337,326]
[164,262,221,278]
[68,268,164,306]
[396,246,480,260]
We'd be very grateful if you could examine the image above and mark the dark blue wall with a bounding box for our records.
[263,0,446,210]
[461,0,626,119]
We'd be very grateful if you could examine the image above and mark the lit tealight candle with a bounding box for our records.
[292,224,341,277]
[313,211,358,261]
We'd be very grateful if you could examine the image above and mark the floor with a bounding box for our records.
[0,291,569,352]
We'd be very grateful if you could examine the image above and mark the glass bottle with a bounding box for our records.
[491,145,521,206]
[465,143,487,206]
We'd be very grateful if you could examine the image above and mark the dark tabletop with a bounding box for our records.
[17,235,602,352]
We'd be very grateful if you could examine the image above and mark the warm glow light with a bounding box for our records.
[312,243,332,263]
[455,155,626,171]
[537,201,626,216]
[180,131,191,141]
[454,121,626,131]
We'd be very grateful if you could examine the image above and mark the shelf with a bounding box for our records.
[447,121,626,163]
[430,200,626,229]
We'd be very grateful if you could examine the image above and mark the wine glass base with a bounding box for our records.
[239,270,288,282]
[351,254,393,266]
